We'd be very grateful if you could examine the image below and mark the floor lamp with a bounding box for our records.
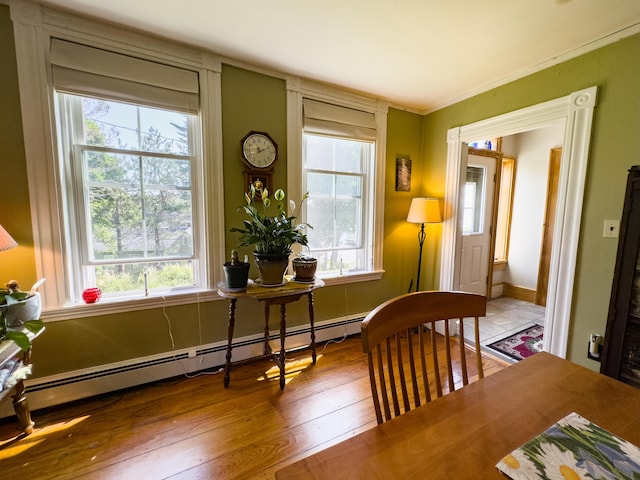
[407,198,442,292]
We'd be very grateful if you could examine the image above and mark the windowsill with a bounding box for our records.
[42,288,220,322]
[41,270,385,321]
[318,269,385,287]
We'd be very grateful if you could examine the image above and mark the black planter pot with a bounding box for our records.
[223,261,250,290]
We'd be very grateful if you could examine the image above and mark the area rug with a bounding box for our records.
[486,324,544,361]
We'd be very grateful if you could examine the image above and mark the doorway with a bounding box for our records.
[441,86,597,358]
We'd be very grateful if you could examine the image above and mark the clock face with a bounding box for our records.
[242,132,277,168]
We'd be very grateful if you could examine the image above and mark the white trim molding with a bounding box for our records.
[443,86,597,358]
[286,76,387,282]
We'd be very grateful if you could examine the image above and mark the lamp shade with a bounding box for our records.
[407,198,442,224]
[0,224,17,252]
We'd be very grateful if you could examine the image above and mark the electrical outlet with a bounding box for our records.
[603,220,619,238]
[587,333,602,361]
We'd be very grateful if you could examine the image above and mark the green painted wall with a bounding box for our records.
[423,32,640,369]
[222,64,288,267]
[3,1,638,382]
[385,108,437,293]
[0,6,36,289]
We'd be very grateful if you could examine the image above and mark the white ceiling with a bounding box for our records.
[34,0,640,112]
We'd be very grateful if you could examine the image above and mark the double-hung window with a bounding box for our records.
[301,99,378,277]
[51,39,204,302]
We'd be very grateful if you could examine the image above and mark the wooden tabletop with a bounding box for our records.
[217,276,324,301]
[275,352,640,479]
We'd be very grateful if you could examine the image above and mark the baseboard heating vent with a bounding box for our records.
[195,316,364,357]
[27,352,190,393]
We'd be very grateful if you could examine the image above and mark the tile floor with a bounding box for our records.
[461,296,546,363]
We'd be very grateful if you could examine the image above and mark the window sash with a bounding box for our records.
[76,146,196,265]
[302,132,374,274]
[58,92,202,301]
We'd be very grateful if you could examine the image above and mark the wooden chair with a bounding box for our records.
[361,290,487,424]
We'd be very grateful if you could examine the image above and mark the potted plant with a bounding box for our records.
[292,254,318,282]
[231,186,311,286]
[0,280,45,352]
[222,249,251,290]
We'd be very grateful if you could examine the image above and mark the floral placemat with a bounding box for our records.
[496,412,640,479]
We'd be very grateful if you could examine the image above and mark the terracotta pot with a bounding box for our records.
[253,252,289,286]
[292,257,317,282]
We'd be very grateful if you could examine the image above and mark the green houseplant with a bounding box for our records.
[231,186,311,285]
[0,281,45,352]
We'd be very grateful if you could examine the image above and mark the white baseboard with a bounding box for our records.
[0,315,364,420]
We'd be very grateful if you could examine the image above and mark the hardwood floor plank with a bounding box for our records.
[0,334,506,479]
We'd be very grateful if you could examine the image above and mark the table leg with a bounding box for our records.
[264,302,272,355]
[12,379,34,435]
[308,292,317,364]
[279,304,287,390]
[224,298,237,388]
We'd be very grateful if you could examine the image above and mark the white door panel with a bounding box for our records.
[459,154,495,295]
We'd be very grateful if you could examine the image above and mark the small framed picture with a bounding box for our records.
[396,157,412,192]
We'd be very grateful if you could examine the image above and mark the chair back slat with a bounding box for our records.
[407,330,420,408]
[418,328,431,403]
[430,325,442,397]
[367,350,383,425]
[474,317,484,380]
[443,319,454,392]
[395,333,411,413]
[361,291,487,425]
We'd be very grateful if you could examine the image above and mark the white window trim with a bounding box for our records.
[286,77,387,285]
[9,1,226,317]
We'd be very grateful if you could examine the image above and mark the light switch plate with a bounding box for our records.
[603,219,620,238]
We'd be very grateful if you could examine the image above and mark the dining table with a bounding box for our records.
[275,351,640,479]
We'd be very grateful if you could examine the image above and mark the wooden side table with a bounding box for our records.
[0,327,44,435]
[217,276,324,390]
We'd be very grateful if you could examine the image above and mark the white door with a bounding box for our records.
[459,153,496,295]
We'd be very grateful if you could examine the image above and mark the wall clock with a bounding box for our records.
[240,131,278,195]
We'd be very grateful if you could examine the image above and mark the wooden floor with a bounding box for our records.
[0,335,507,479]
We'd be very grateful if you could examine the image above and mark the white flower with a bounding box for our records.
[497,449,539,477]
[538,442,589,480]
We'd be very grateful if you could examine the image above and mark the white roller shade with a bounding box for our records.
[303,98,376,140]
[51,38,199,113]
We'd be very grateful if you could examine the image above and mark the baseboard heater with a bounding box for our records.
[0,315,364,419]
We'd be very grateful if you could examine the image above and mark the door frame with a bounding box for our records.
[441,86,597,358]
[536,147,563,306]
